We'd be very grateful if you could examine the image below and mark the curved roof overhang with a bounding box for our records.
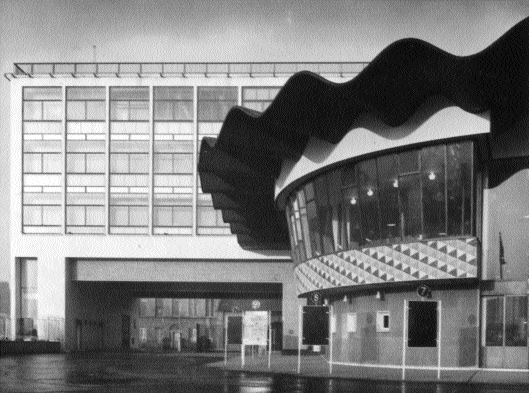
[198,17,529,251]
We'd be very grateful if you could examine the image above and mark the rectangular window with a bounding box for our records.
[399,174,422,238]
[447,142,473,236]
[172,299,180,317]
[110,87,149,121]
[376,311,390,332]
[346,313,357,333]
[505,296,527,347]
[378,155,400,239]
[485,297,504,346]
[66,87,105,121]
[242,87,280,112]
[18,258,37,337]
[197,87,237,122]
[154,87,193,121]
[422,145,446,238]
[358,159,380,243]
[196,194,231,235]
[140,328,147,343]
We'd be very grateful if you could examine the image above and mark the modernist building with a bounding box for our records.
[5,61,366,351]
[199,18,529,370]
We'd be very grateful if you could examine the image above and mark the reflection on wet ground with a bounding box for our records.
[0,352,527,393]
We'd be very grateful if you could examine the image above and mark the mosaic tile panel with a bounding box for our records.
[294,237,478,294]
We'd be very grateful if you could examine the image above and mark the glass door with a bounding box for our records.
[482,295,528,369]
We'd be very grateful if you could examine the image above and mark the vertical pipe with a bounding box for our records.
[437,300,442,380]
[298,305,302,374]
[402,299,407,380]
[241,312,245,368]
[224,315,228,366]
[268,311,271,369]
[329,304,333,375]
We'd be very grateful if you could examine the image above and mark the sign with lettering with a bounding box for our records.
[242,311,269,345]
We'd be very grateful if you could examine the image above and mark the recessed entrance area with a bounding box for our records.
[66,280,283,352]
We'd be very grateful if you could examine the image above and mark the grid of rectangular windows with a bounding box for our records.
[109,87,150,234]
[66,87,106,234]
[22,87,63,233]
[20,84,279,238]
[196,87,237,235]
[153,87,193,234]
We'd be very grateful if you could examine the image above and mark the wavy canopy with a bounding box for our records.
[198,17,529,250]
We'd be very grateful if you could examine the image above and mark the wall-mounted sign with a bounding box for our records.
[309,292,322,305]
[416,284,431,298]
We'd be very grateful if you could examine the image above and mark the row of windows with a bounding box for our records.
[139,298,216,318]
[286,142,474,264]
[23,152,196,175]
[21,198,234,233]
[22,86,277,122]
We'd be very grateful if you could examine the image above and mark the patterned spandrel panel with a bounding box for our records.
[294,237,478,294]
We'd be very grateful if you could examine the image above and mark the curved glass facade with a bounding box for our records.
[285,141,474,265]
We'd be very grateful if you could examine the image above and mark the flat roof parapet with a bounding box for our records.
[5,61,369,80]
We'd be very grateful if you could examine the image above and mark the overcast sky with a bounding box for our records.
[1,0,528,282]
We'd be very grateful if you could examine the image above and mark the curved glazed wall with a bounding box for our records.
[285,140,478,294]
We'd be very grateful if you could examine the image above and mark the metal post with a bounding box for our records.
[437,300,442,380]
[297,305,302,374]
[268,311,271,369]
[224,315,228,366]
[402,300,407,380]
[329,304,333,375]
[241,312,245,368]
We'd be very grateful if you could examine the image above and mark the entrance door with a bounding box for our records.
[121,315,130,349]
[482,295,528,369]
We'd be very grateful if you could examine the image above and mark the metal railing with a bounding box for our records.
[7,61,369,80]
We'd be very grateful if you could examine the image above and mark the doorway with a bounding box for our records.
[482,295,528,369]
[408,301,438,347]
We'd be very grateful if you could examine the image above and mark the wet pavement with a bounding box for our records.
[0,352,528,392]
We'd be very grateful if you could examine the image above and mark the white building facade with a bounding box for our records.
[6,62,364,351]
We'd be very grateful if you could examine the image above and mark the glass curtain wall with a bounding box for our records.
[153,87,194,234]
[22,87,63,233]
[66,87,106,234]
[286,141,474,264]
[109,87,150,234]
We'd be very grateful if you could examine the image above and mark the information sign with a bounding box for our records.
[242,311,269,345]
